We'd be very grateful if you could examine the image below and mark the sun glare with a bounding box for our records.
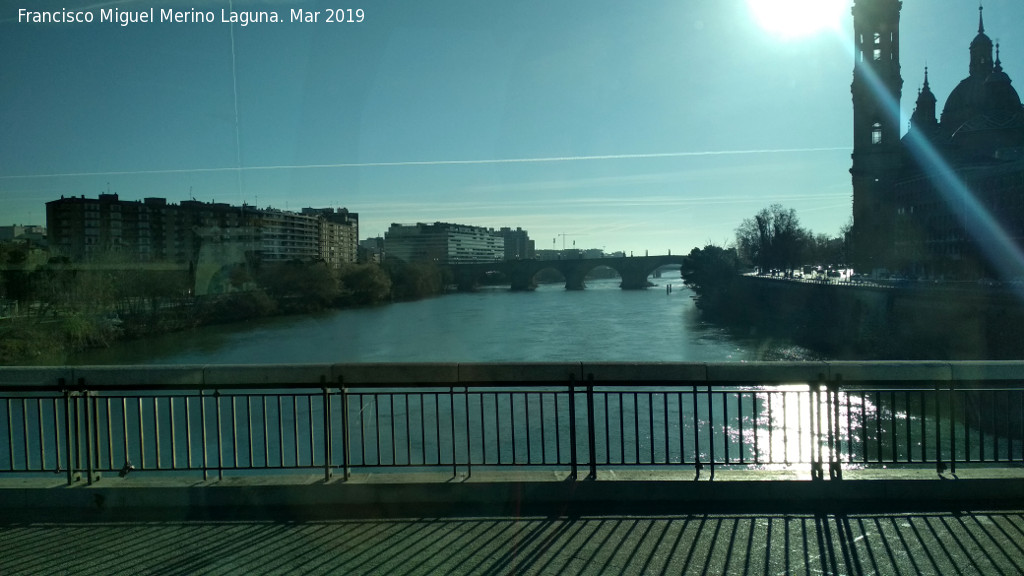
[748,0,846,39]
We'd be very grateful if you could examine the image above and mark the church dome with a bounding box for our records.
[941,75,987,132]
[983,50,1023,114]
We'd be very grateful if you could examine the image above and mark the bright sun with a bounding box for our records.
[748,0,846,38]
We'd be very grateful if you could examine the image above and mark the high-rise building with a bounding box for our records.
[302,207,359,266]
[46,195,360,268]
[497,227,535,260]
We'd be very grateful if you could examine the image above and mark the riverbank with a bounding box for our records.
[694,275,1024,360]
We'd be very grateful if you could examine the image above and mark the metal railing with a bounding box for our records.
[1,363,1022,484]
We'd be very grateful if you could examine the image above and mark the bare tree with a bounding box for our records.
[736,204,807,273]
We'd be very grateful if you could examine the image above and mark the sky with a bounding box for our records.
[2,0,1023,256]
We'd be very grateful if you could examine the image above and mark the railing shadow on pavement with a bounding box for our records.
[2,512,1024,575]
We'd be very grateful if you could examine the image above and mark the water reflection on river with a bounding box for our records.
[69,278,815,365]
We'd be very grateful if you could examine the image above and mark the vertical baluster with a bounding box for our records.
[920,390,927,464]
[185,396,192,470]
[85,392,94,485]
[53,397,62,476]
[341,384,351,480]
[464,390,472,476]
[525,392,532,465]
[722,390,730,465]
[555,391,562,466]
[323,385,332,481]
[407,393,413,466]
[449,388,456,475]
[567,380,577,478]
[663,392,669,465]
[22,398,30,471]
[200,391,208,481]
[738,392,745,464]
[293,395,299,468]
[678,391,685,465]
[508,393,515,465]
[63,387,74,485]
[37,399,46,472]
[308,395,316,469]
[540,392,547,465]
[170,397,177,470]
[586,374,596,479]
[215,392,223,480]
[154,396,160,470]
[494,392,501,465]
[692,385,700,468]
[106,398,113,471]
[782,392,789,465]
[707,386,715,479]
[248,395,254,469]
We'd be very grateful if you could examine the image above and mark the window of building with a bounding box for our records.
[871,123,883,144]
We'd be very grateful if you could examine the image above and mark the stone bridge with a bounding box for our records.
[448,255,685,291]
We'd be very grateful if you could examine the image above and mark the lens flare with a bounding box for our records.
[748,0,846,38]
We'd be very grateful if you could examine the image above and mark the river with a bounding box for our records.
[68,278,814,365]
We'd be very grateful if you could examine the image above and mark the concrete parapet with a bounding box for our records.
[73,365,205,389]
[948,360,1024,381]
[584,362,706,383]
[827,361,952,382]
[335,363,460,385]
[458,363,581,384]
[0,367,72,390]
[4,470,1024,521]
[203,364,331,387]
[707,362,830,383]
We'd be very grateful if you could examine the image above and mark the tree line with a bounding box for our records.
[734,203,850,274]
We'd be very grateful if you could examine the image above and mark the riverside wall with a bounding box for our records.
[729,277,1024,359]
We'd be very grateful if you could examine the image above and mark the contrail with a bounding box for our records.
[0,147,849,179]
[228,0,244,203]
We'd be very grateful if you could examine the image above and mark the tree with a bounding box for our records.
[337,263,392,305]
[735,204,807,273]
[681,244,740,312]
[256,260,340,310]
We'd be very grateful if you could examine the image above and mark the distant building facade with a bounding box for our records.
[385,222,508,264]
[46,194,359,267]
[302,208,359,267]
[852,1,1024,277]
[358,237,385,264]
[0,225,46,245]
[497,227,535,260]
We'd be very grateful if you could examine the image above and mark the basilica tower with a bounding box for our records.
[850,0,903,272]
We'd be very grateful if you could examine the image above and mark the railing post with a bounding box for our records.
[61,379,74,485]
[811,375,824,481]
[321,376,332,483]
[829,375,843,480]
[200,389,208,481]
[586,373,597,480]
[935,377,945,475]
[949,380,957,475]
[340,376,351,481]
[450,386,458,477]
[78,378,95,486]
[215,390,223,481]
[568,374,578,480]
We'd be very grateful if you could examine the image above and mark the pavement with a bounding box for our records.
[2,511,1023,575]
[3,469,1024,575]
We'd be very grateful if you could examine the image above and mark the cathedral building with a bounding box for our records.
[851,1,1024,278]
